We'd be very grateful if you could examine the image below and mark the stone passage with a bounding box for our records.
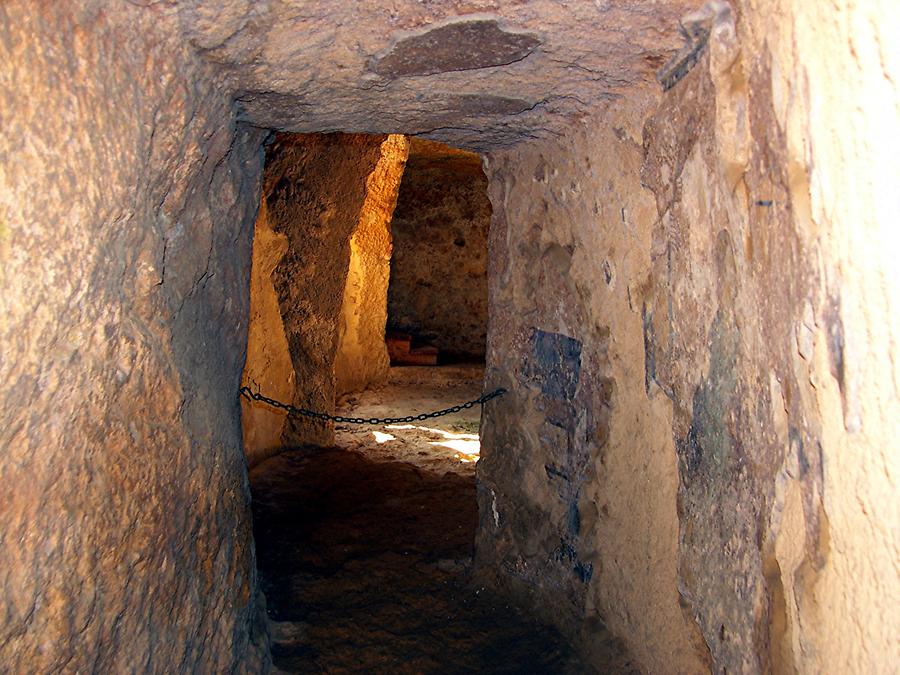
[241,132,409,459]
[3,1,898,673]
[250,367,636,674]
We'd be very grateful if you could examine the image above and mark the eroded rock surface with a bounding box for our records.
[241,200,295,467]
[475,104,710,674]
[370,18,541,77]
[0,2,269,671]
[475,2,900,673]
[181,0,696,151]
[262,133,394,446]
[2,0,897,672]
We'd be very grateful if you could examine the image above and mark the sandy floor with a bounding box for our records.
[249,366,608,674]
[334,365,488,476]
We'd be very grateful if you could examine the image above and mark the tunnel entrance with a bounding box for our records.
[239,132,618,671]
[238,132,493,462]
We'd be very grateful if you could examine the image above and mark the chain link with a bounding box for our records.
[239,385,507,425]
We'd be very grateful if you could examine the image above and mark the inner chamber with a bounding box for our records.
[239,133,491,463]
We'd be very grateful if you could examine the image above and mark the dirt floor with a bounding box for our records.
[334,365,487,475]
[249,366,632,674]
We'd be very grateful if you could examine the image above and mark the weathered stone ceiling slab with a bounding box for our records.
[177,0,698,150]
[370,18,540,77]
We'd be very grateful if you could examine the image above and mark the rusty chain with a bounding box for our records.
[239,385,507,426]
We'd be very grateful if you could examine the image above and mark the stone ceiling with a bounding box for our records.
[406,138,483,173]
[177,0,698,151]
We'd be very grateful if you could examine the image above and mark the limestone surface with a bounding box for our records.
[475,104,712,674]
[179,0,696,151]
[0,2,270,671]
[262,133,391,447]
[475,2,900,673]
[240,200,295,467]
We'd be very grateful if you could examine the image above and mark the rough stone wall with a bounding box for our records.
[475,103,710,674]
[263,133,392,446]
[241,200,295,467]
[2,0,896,672]
[334,135,410,397]
[737,0,900,671]
[477,2,899,674]
[0,2,269,671]
[387,140,491,359]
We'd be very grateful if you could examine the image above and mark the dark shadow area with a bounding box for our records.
[250,447,592,674]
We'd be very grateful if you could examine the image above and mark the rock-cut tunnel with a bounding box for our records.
[1,1,898,674]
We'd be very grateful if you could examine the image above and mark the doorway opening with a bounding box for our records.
[339,137,491,470]
[239,131,607,671]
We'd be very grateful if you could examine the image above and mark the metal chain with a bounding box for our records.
[239,385,507,425]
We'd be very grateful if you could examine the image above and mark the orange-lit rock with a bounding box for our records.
[261,134,385,446]
[240,200,294,467]
[0,3,269,671]
[476,3,900,673]
[205,2,697,150]
[243,134,407,458]
[0,0,897,672]
[260,133,407,446]
[335,134,410,397]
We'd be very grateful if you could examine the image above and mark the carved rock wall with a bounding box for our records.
[178,0,697,151]
[476,2,900,674]
[263,133,398,446]
[0,2,269,671]
[387,140,491,360]
[475,102,711,674]
[737,0,900,671]
[2,0,897,672]
[241,200,295,467]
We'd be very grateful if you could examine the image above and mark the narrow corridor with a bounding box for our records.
[249,368,635,673]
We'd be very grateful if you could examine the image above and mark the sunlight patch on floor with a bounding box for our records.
[428,439,480,462]
[378,424,481,462]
